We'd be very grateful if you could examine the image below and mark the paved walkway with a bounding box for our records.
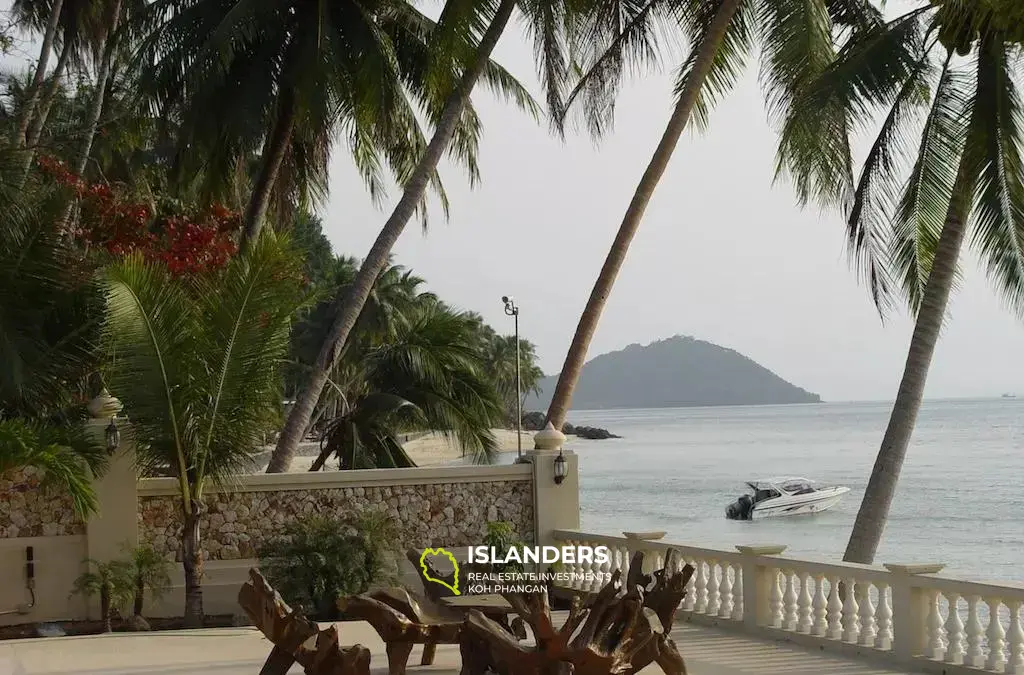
[0,620,917,675]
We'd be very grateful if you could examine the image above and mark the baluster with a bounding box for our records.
[794,573,812,633]
[826,576,844,640]
[731,565,744,621]
[619,547,630,583]
[682,559,697,612]
[769,568,784,629]
[986,598,1007,671]
[875,582,892,650]
[695,561,709,613]
[943,592,965,664]
[857,582,876,647]
[783,570,798,631]
[601,552,613,590]
[811,574,829,637]
[842,578,860,643]
[965,595,985,668]
[719,562,734,619]
[925,589,945,659]
[707,560,721,616]
[1006,600,1024,675]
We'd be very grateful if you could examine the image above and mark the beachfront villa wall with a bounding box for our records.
[0,421,583,624]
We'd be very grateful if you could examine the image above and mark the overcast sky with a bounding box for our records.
[321,8,1024,404]
[5,2,1022,403]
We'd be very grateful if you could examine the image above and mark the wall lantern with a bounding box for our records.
[105,417,120,453]
[553,450,567,485]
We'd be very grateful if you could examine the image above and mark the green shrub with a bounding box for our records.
[484,520,525,574]
[258,512,396,620]
[70,559,135,632]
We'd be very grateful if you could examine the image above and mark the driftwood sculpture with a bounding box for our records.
[338,588,464,675]
[460,549,694,675]
[238,568,371,675]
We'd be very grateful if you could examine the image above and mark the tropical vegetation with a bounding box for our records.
[2,0,1022,626]
[70,558,135,632]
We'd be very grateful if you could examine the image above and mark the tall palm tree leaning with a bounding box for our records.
[541,0,874,432]
[11,0,67,145]
[778,0,1024,565]
[267,0,529,472]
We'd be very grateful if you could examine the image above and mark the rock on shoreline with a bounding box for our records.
[520,412,620,440]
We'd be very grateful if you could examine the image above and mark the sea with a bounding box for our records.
[484,398,1024,584]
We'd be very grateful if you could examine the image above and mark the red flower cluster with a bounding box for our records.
[37,156,240,276]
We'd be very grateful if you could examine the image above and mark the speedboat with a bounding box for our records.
[725,477,850,520]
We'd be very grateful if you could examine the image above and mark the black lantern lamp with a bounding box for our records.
[553,450,567,485]
[105,416,120,452]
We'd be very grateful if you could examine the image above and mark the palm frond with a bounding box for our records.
[963,33,1024,318]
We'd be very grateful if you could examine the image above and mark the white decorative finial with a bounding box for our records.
[533,421,566,452]
[87,389,123,419]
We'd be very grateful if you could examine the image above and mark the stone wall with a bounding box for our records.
[0,468,84,538]
[139,479,534,561]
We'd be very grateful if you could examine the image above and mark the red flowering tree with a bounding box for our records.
[38,155,239,276]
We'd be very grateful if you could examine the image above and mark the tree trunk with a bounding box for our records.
[56,0,121,228]
[182,506,205,628]
[133,577,145,617]
[14,0,65,146]
[842,161,973,565]
[21,40,72,178]
[101,586,112,633]
[239,93,297,252]
[265,0,518,473]
[542,0,744,433]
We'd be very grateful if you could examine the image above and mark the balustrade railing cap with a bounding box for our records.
[735,545,787,556]
[883,563,945,575]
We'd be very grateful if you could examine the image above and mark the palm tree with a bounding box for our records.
[10,0,68,146]
[268,0,578,472]
[777,1,1024,565]
[482,333,544,425]
[542,0,880,432]
[131,0,535,248]
[101,232,307,626]
[126,542,171,617]
[310,305,505,470]
[70,558,135,632]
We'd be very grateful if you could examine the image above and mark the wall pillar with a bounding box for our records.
[885,562,945,662]
[736,545,788,630]
[84,393,138,618]
[527,423,579,546]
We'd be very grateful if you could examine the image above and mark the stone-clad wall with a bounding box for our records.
[139,479,534,561]
[0,468,84,538]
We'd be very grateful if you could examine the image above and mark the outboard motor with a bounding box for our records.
[725,494,754,520]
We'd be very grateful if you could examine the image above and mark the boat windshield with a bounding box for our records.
[779,480,815,494]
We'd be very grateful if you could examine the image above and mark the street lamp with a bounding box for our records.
[105,416,120,453]
[502,295,523,461]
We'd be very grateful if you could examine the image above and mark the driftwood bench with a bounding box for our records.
[237,568,371,675]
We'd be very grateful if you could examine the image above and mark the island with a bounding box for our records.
[526,335,821,410]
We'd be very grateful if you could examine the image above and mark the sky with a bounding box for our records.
[321,8,1024,403]
[5,2,1023,403]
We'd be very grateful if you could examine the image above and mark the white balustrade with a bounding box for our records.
[549,529,1024,675]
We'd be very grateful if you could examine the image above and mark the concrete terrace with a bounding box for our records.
[0,618,916,675]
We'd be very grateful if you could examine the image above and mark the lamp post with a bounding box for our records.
[502,295,522,461]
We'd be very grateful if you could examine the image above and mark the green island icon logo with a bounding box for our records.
[419,547,460,595]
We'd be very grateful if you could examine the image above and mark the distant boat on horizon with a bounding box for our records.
[1002,393,1016,399]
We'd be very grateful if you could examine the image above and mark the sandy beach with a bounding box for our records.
[254,428,535,472]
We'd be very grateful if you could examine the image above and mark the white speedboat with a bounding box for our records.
[725,477,850,520]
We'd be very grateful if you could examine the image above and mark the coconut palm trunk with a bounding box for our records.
[239,94,297,251]
[100,584,113,632]
[14,0,66,146]
[842,162,973,565]
[56,0,121,230]
[543,0,744,433]
[266,0,517,473]
[21,41,73,178]
[181,505,204,627]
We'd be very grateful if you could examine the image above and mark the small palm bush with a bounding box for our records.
[258,512,397,620]
[128,543,172,617]
[70,559,135,632]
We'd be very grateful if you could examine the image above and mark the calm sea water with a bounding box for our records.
[501,399,1024,583]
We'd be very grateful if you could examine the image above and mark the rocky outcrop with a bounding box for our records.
[138,480,534,561]
[520,412,620,439]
